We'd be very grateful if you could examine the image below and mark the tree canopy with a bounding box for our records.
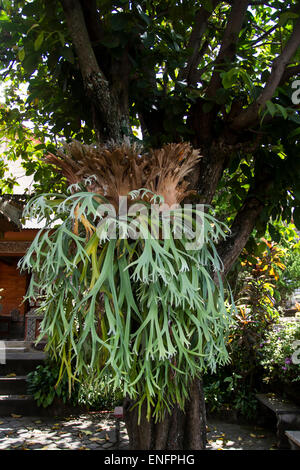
[0,0,300,271]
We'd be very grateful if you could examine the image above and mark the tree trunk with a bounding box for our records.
[123,378,207,450]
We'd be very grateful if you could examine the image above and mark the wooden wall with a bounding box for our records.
[0,258,27,316]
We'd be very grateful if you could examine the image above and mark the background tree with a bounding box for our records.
[0,0,300,449]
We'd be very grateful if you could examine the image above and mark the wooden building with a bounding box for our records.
[0,195,39,339]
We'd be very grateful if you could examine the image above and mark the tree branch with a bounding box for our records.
[80,0,114,81]
[216,172,273,278]
[231,16,300,132]
[217,197,263,277]
[60,0,130,141]
[80,0,104,45]
[61,0,101,78]
[188,1,249,146]
[248,24,278,47]
[178,1,220,85]
[205,0,250,99]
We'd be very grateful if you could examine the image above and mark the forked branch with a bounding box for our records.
[230,16,300,131]
[60,0,130,141]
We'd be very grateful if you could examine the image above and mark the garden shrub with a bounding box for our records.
[203,371,258,420]
[259,321,300,386]
[204,317,300,420]
[27,361,80,408]
[203,241,286,420]
[277,250,300,305]
[77,381,123,410]
[27,360,123,410]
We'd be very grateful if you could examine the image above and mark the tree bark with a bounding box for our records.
[213,167,274,285]
[123,378,207,450]
[216,194,264,279]
[61,0,131,141]
[178,1,221,86]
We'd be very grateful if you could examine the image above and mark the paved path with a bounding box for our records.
[0,413,277,450]
[206,419,277,450]
[0,412,128,450]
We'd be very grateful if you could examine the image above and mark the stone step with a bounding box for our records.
[1,341,31,348]
[0,395,40,416]
[0,347,27,354]
[285,431,300,450]
[0,376,28,395]
[256,393,300,449]
[0,394,81,417]
[0,352,45,375]
[0,341,32,354]
[5,352,45,360]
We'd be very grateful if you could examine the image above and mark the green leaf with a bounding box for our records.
[26,23,40,35]
[18,48,25,61]
[221,68,237,89]
[240,163,252,179]
[136,5,151,25]
[266,100,276,117]
[58,31,65,47]
[276,104,288,120]
[22,53,39,74]
[141,31,155,48]
[34,31,44,51]
[278,12,299,27]
[293,189,300,201]
[288,127,300,139]
[61,46,74,64]
[34,143,46,150]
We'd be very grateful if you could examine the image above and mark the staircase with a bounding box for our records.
[0,341,46,416]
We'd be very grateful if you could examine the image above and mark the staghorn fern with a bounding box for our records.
[20,141,233,421]
[45,140,200,209]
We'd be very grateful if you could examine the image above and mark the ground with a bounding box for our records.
[206,419,277,450]
[0,412,128,450]
[0,413,277,450]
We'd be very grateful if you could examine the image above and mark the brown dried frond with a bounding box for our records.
[45,152,81,185]
[45,140,201,209]
[146,143,201,207]
[45,140,149,209]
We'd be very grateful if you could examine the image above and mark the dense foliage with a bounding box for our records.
[260,321,300,387]
[27,361,80,408]
[204,237,291,419]
[278,251,300,303]
[27,360,123,410]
